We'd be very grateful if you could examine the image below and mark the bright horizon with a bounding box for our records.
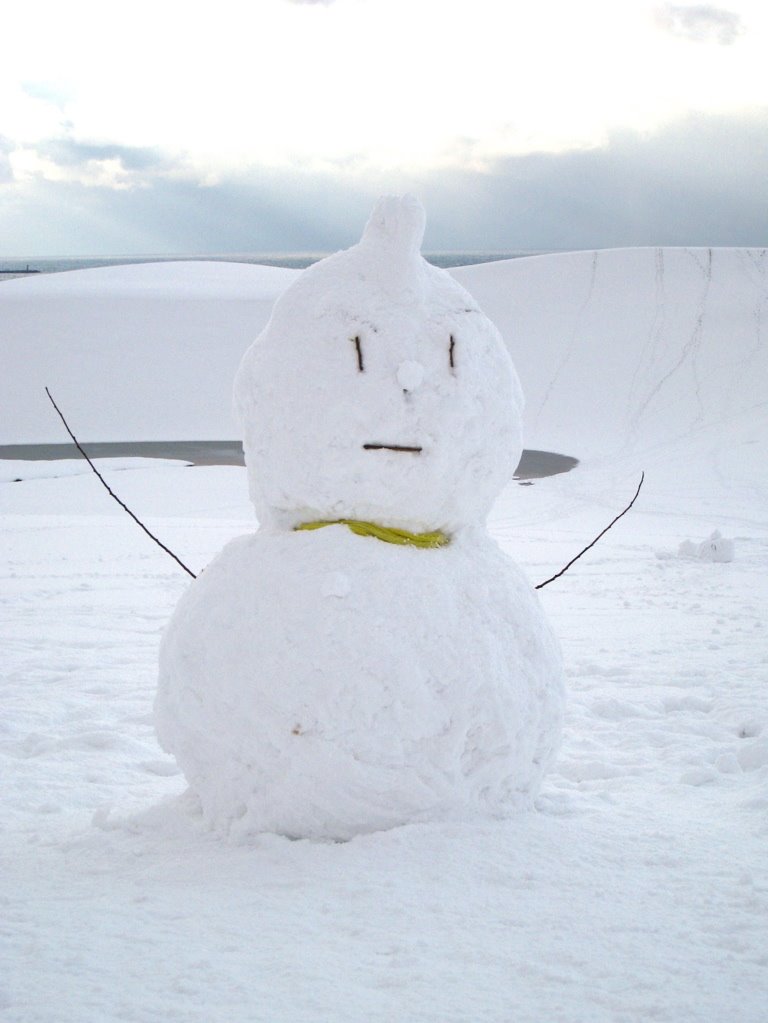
[2,0,767,255]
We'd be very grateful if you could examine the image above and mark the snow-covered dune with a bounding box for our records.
[0,261,295,444]
[3,249,766,477]
[455,247,768,460]
[458,247,768,522]
[2,250,767,1023]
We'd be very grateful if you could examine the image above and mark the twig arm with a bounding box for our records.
[535,472,644,590]
[45,388,197,579]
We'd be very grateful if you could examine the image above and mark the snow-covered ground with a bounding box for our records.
[2,250,767,1021]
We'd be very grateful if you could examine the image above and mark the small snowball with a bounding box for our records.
[678,530,735,562]
[396,360,425,392]
[321,571,352,598]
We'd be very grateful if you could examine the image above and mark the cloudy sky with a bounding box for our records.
[1,0,766,255]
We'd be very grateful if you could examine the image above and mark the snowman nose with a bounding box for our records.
[397,360,425,392]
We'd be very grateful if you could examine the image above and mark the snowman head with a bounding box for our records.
[235,196,523,533]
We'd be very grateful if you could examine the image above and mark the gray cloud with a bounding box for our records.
[0,170,371,256]
[2,110,766,256]
[655,4,745,44]
[37,138,170,173]
[419,111,768,250]
[0,136,14,184]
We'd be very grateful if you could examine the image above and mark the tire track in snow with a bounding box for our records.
[629,247,712,437]
[531,250,599,437]
[627,248,667,428]
[734,249,768,391]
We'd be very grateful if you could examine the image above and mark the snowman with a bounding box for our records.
[155,196,564,841]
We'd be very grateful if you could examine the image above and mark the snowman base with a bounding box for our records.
[156,525,564,842]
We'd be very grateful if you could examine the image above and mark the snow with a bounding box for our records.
[157,525,563,841]
[2,238,767,1020]
[0,456,189,484]
[159,198,561,840]
[0,261,295,445]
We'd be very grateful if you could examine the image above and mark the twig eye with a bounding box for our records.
[449,334,456,370]
[351,335,364,372]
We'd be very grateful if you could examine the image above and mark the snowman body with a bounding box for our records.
[156,197,564,841]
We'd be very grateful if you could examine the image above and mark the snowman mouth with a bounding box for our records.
[363,443,422,454]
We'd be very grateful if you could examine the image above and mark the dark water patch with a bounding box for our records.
[0,440,245,466]
[514,449,579,480]
[1,441,578,480]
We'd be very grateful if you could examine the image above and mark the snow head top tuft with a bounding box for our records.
[346,195,429,300]
[234,196,524,534]
[359,194,426,259]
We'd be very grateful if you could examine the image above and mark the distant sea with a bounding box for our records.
[0,251,546,276]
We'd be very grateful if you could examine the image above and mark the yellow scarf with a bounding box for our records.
[295,519,450,549]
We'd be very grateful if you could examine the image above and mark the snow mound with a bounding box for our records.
[678,530,736,562]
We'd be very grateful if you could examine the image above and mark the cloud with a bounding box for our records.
[8,137,176,192]
[284,0,336,5]
[421,110,768,250]
[37,139,169,173]
[2,110,766,256]
[655,4,745,44]
[0,169,372,256]
[0,137,15,184]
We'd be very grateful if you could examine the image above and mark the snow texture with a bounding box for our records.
[156,197,562,840]
[2,237,767,1023]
